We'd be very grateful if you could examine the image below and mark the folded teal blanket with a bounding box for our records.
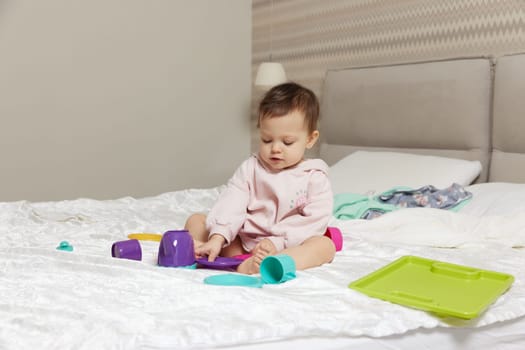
[333,183,472,220]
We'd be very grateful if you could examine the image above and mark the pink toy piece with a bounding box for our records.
[231,253,252,261]
[325,227,343,251]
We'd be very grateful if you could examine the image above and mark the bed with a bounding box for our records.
[2,54,525,349]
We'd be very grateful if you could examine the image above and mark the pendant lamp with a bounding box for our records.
[255,0,287,89]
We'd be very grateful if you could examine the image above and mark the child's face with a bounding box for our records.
[258,110,319,171]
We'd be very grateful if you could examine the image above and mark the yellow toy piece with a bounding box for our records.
[127,233,163,242]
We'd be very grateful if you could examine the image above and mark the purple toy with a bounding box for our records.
[196,256,244,269]
[112,239,142,261]
[157,230,196,267]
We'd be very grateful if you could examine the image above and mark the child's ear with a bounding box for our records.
[306,130,319,149]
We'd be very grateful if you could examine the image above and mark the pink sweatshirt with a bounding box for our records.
[206,154,333,252]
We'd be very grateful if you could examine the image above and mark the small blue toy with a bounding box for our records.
[56,241,74,252]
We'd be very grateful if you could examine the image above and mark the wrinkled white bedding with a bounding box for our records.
[1,185,525,349]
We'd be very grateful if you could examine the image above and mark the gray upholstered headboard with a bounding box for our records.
[319,54,525,184]
[491,54,525,182]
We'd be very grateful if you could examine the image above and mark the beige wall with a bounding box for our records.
[252,0,525,152]
[0,0,251,201]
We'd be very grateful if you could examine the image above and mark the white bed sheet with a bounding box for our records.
[462,182,525,216]
[230,317,525,350]
[1,185,525,349]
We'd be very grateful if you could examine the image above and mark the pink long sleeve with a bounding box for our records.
[205,158,253,245]
[206,155,333,252]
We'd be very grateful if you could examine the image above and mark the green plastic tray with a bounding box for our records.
[348,255,514,319]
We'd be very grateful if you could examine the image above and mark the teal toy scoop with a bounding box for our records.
[203,254,296,287]
[204,274,263,288]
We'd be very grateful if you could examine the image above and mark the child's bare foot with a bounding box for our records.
[236,239,277,274]
[236,256,258,274]
[252,238,278,259]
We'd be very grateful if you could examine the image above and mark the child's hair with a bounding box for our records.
[258,82,320,134]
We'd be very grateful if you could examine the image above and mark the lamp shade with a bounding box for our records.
[255,62,287,88]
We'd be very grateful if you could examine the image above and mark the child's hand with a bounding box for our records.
[194,234,225,262]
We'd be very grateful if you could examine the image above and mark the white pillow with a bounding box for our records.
[329,151,482,195]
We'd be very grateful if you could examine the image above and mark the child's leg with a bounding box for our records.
[184,213,208,246]
[237,235,335,275]
[279,235,335,270]
[220,238,246,257]
[184,213,246,257]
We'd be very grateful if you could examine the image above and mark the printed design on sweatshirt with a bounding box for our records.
[289,189,308,210]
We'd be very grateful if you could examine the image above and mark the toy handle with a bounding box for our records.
[431,263,481,280]
[231,253,252,261]
[390,290,434,304]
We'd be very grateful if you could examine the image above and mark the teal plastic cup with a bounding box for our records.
[260,254,296,284]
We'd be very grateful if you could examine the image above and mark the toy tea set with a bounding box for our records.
[110,228,513,318]
[111,227,343,287]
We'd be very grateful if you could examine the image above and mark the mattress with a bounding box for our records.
[1,184,525,349]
